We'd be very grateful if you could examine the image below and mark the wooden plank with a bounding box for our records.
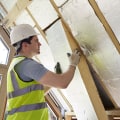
[108,116,113,120]
[0,26,15,120]
[0,2,8,14]
[106,109,120,116]
[61,19,108,120]
[65,112,76,120]
[65,112,75,116]
[88,63,117,109]
[0,73,7,120]
[113,117,120,119]
[0,65,7,74]
[45,94,62,120]
[50,0,108,119]
[57,89,73,111]
[26,8,48,43]
[65,115,72,120]
[88,0,120,54]
[3,0,32,28]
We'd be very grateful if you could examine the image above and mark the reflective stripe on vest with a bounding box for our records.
[8,70,47,114]
[10,70,19,90]
[8,102,47,115]
[8,84,44,98]
[7,57,48,120]
[8,70,44,98]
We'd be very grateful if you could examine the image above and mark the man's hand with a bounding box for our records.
[67,49,81,67]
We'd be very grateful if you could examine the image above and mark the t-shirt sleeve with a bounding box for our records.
[15,58,49,81]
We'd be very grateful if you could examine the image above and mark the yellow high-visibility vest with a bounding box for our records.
[7,56,48,120]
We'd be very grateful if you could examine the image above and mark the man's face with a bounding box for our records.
[28,36,41,55]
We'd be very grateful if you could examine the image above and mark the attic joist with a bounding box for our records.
[88,0,120,54]
[2,0,32,28]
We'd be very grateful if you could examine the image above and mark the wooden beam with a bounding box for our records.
[108,116,113,120]
[3,0,32,28]
[50,0,108,119]
[0,26,15,120]
[0,2,8,14]
[0,73,7,120]
[62,26,108,119]
[88,0,120,54]
[45,94,62,120]
[57,89,73,111]
[65,115,72,120]
[0,65,7,74]
[26,8,48,43]
[113,117,120,119]
[106,109,120,116]
[65,112,76,120]
[87,62,117,108]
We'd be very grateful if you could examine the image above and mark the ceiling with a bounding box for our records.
[0,0,120,119]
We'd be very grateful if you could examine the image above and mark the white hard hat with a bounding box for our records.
[10,24,39,45]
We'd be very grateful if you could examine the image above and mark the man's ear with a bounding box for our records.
[22,42,28,48]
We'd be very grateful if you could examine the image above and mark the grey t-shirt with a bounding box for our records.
[14,58,48,82]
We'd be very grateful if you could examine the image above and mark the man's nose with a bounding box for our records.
[39,42,41,46]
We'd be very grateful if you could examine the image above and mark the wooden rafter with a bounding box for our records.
[0,26,15,120]
[88,0,120,54]
[45,94,62,120]
[0,2,8,14]
[2,0,32,28]
[50,0,108,119]
[26,8,48,43]
[61,20,108,120]
[106,109,120,116]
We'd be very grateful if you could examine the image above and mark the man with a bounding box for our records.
[7,24,81,120]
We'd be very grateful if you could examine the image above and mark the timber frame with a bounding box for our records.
[0,0,120,120]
